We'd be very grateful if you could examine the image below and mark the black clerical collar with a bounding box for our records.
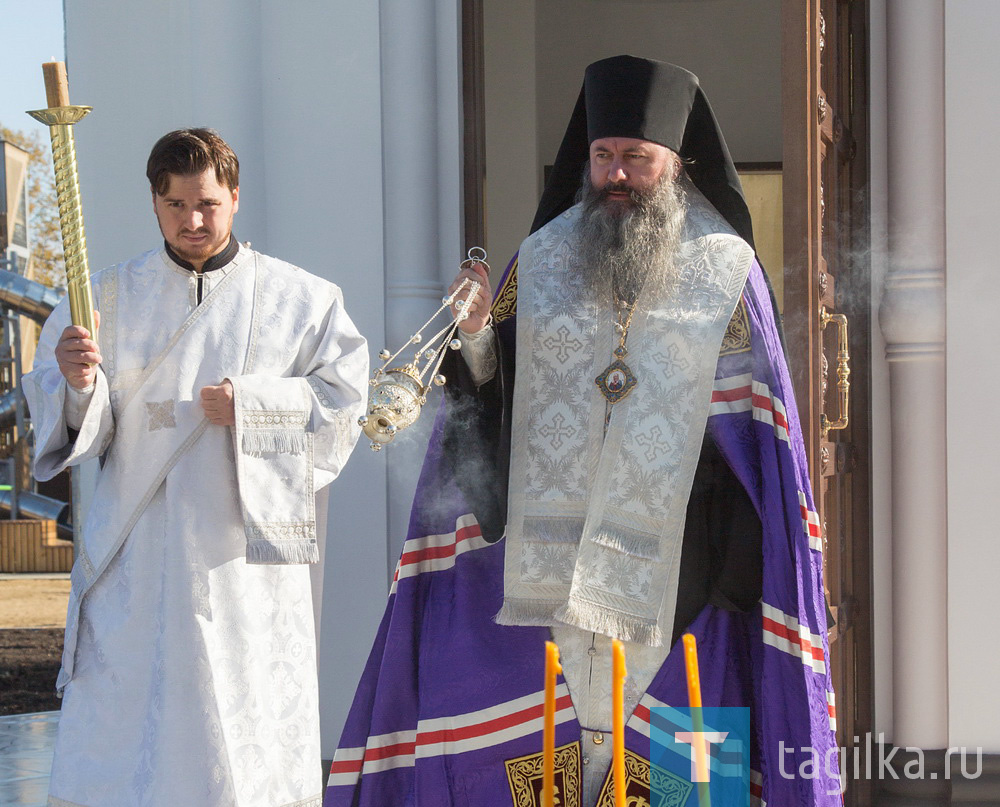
[164,234,239,273]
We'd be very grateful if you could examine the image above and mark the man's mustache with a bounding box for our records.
[598,183,655,205]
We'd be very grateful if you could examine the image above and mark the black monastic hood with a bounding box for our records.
[530,55,755,250]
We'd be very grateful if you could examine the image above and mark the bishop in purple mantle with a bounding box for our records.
[326,56,840,807]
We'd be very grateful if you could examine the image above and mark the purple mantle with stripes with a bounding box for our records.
[325,260,840,806]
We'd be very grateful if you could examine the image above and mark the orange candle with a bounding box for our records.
[543,640,562,807]
[683,633,712,807]
[612,638,627,807]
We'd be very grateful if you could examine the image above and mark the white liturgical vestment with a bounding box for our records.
[23,244,368,807]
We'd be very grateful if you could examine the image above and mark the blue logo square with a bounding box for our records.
[650,705,753,806]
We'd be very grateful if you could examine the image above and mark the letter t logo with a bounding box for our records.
[674,731,729,782]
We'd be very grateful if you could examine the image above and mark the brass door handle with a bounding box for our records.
[820,307,850,438]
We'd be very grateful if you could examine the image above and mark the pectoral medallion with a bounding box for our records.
[596,346,638,404]
[597,297,640,404]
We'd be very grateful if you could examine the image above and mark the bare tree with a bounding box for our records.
[1,124,66,289]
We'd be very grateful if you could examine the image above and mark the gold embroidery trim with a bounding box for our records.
[491,258,519,323]
[595,748,694,807]
[719,297,751,356]
[505,740,581,807]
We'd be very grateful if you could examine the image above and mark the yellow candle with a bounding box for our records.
[683,633,712,807]
[42,61,70,108]
[612,638,627,807]
[543,641,562,807]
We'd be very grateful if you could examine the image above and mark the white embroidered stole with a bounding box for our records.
[497,195,754,645]
[72,256,257,595]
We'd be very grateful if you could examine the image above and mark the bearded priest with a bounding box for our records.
[326,56,838,806]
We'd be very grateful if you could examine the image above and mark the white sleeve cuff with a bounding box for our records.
[64,382,96,430]
[457,324,498,387]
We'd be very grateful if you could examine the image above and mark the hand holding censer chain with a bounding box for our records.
[359,248,487,451]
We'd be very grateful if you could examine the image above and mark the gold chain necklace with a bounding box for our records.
[595,297,639,403]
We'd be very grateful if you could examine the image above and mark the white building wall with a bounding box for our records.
[943,0,1000,754]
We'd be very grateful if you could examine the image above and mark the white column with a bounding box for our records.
[943,1,1000,753]
[379,0,464,569]
[866,0,895,742]
[879,0,947,751]
[253,3,391,758]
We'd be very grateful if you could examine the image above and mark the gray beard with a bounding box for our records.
[576,170,688,304]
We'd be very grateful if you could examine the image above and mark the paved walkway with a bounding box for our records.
[0,711,332,805]
[0,711,57,807]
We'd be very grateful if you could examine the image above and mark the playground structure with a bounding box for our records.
[1,138,73,550]
[0,266,70,537]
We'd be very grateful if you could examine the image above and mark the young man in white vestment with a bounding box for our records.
[22,128,369,807]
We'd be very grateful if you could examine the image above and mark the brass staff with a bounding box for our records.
[27,62,96,337]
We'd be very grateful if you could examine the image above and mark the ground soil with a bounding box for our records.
[0,628,63,714]
[0,577,69,715]
[0,579,71,628]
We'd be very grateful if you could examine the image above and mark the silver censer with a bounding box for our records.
[360,248,487,450]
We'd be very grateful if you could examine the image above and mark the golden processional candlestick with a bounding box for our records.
[27,62,96,338]
[359,248,487,451]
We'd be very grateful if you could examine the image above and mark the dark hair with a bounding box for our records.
[146,128,239,195]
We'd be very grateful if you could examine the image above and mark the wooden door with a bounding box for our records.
[783,1,873,804]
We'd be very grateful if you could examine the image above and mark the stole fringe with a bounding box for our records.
[242,429,308,457]
[245,539,319,565]
[283,795,323,807]
[590,525,661,560]
[494,597,563,627]
[554,599,664,647]
[522,516,585,544]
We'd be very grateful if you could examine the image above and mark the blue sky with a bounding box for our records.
[0,0,66,139]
